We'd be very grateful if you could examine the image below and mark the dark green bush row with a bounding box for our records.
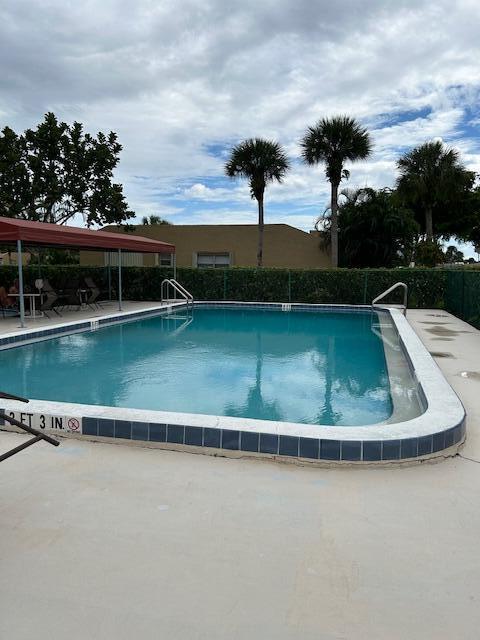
[177,267,448,308]
[1,264,449,308]
[3,264,480,328]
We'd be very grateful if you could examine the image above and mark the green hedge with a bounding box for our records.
[0,264,448,308]
[3,263,479,327]
[181,267,447,308]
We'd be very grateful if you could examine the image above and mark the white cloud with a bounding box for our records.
[0,0,479,255]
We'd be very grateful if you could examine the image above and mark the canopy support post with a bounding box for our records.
[118,248,123,311]
[173,252,177,281]
[17,239,26,329]
[107,252,112,300]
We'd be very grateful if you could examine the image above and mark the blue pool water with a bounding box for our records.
[2,307,395,426]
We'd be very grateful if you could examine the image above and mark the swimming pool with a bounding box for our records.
[0,306,420,426]
[0,302,465,463]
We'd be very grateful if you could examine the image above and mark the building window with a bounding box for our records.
[196,253,231,269]
[158,253,173,267]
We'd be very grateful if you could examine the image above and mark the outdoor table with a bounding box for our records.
[9,293,43,319]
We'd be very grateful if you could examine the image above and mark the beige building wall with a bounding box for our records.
[80,224,331,269]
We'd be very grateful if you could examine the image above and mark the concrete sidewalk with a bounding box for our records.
[0,309,479,640]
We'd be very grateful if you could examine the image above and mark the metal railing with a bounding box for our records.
[0,391,59,462]
[161,279,194,308]
[372,282,408,315]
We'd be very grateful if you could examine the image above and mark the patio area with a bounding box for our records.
[0,215,176,332]
[0,300,173,340]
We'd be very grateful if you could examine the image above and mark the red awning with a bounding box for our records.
[0,216,175,253]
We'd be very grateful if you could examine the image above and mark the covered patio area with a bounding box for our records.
[0,216,175,328]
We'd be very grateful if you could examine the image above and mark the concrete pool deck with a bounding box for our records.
[0,309,479,639]
[0,300,177,339]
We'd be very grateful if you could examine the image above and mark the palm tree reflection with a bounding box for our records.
[313,336,342,425]
[226,332,282,421]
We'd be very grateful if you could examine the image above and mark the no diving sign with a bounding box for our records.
[67,417,81,432]
[2,411,83,434]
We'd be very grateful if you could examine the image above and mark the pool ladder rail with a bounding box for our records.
[0,391,60,462]
[372,282,408,316]
[161,279,194,309]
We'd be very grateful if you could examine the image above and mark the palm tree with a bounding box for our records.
[225,138,289,267]
[300,116,372,268]
[396,141,470,242]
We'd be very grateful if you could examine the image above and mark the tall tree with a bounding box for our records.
[396,140,475,241]
[0,112,134,226]
[225,138,289,267]
[300,116,372,267]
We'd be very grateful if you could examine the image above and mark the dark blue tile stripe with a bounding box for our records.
[0,306,186,350]
[74,416,466,463]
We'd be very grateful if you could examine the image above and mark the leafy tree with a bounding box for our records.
[225,138,289,267]
[0,126,31,217]
[141,215,172,225]
[414,240,445,267]
[0,112,133,226]
[328,188,418,267]
[461,185,480,248]
[396,140,475,241]
[443,245,464,263]
[41,249,80,265]
[300,116,372,268]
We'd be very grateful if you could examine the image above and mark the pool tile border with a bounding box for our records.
[0,303,189,350]
[1,411,463,463]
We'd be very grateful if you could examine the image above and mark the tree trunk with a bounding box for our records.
[425,207,433,242]
[330,182,339,268]
[257,195,264,267]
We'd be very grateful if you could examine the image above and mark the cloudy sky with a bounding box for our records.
[1,0,479,254]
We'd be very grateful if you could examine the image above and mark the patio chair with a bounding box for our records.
[38,279,62,317]
[54,278,83,310]
[83,277,101,308]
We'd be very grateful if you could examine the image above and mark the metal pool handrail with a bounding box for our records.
[0,391,60,462]
[161,279,194,308]
[372,282,408,316]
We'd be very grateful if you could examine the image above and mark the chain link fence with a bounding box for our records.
[445,270,480,329]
